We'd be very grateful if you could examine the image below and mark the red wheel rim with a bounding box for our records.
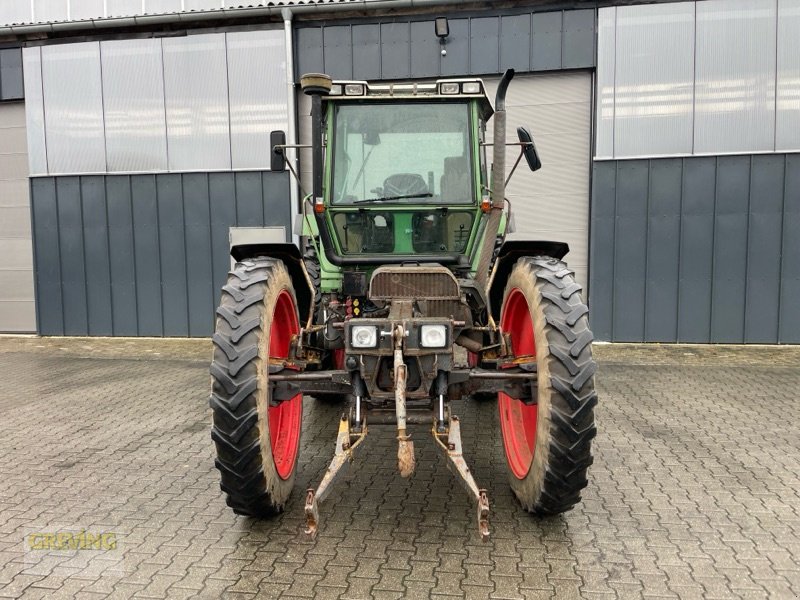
[268,290,302,480]
[498,288,538,479]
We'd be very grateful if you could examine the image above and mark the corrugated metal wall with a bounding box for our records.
[30,171,290,336]
[294,8,596,81]
[590,154,800,343]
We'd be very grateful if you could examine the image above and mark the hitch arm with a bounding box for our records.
[304,412,368,538]
[433,413,490,541]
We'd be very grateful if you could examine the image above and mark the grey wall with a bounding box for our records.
[0,47,23,101]
[590,154,800,344]
[294,8,595,81]
[30,171,290,336]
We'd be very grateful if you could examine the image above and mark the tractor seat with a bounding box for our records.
[383,173,428,198]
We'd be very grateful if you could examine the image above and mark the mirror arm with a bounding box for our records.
[504,149,525,187]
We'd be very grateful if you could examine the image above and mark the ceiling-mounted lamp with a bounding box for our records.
[435,16,449,56]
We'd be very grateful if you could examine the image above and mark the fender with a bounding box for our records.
[230,243,315,327]
[487,239,569,321]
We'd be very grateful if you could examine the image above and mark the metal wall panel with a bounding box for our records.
[33,0,67,23]
[41,43,106,173]
[777,0,800,151]
[352,24,381,80]
[107,0,146,17]
[163,34,231,171]
[227,30,289,170]
[294,8,596,82]
[745,154,784,343]
[145,0,182,13]
[30,171,292,336]
[562,10,595,69]
[595,8,615,159]
[780,154,800,342]
[381,22,410,80]
[590,154,799,343]
[470,17,499,75]
[531,11,562,71]
[613,3,694,157]
[71,0,105,21]
[101,39,168,172]
[323,26,353,80]
[694,0,777,154]
[0,48,23,100]
[500,14,530,73]
[22,49,47,175]
[0,2,31,25]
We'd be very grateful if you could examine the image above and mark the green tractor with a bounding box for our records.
[209,69,597,540]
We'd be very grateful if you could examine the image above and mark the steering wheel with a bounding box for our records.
[382,173,428,198]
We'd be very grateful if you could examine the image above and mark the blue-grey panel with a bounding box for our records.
[562,10,595,69]
[81,176,113,336]
[263,172,290,236]
[323,26,352,80]
[531,11,562,71]
[588,162,616,341]
[500,14,531,73]
[235,172,264,227]
[780,154,800,342]
[410,21,440,78]
[677,157,715,342]
[470,18,499,75]
[381,22,410,80]
[296,27,324,77]
[183,173,214,336]
[352,24,381,80]
[156,174,189,336]
[644,159,681,342]
[105,177,138,336]
[744,155,784,343]
[56,178,89,335]
[209,173,237,299]
[612,160,648,341]
[440,19,469,77]
[31,178,63,335]
[0,47,24,100]
[131,175,163,336]
[710,156,750,343]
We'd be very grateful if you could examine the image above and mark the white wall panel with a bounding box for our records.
[163,34,231,171]
[694,0,777,154]
[101,39,168,171]
[107,0,143,18]
[595,7,615,159]
[0,2,32,25]
[777,0,800,151]
[226,30,288,169]
[34,0,68,22]
[145,0,181,14]
[70,0,105,20]
[41,42,106,173]
[22,48,47,175]
[614,3,694,157]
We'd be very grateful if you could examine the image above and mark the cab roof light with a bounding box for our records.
[439,82,460,95]
[329,84,343,96]
[462,81,481,94]
[344,83,365,96]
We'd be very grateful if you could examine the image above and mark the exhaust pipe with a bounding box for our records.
[475,68,514,290]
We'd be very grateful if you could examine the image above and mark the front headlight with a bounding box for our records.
[351,325,378,348]
[420,324,447,348]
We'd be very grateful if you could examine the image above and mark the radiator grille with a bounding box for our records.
[369,265,460,300]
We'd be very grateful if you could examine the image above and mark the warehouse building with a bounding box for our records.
[0,0,797,343]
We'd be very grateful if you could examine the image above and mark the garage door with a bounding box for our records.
[0,102,35,332]
[298,71,592,287]
[484,71,592,288]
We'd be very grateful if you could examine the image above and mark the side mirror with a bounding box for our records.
[517,127,541,172]
[270,130,286,172]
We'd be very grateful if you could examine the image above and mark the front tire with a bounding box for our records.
[498,256,597,514]
[210,258,303,516]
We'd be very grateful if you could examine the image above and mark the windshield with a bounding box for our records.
[331,102,474,205]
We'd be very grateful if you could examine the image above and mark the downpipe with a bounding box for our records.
[475,68,515,291]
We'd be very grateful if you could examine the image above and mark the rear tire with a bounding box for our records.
[498,256,597,514]
[210,258,303,516]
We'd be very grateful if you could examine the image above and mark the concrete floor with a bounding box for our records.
[0,337,798,599]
